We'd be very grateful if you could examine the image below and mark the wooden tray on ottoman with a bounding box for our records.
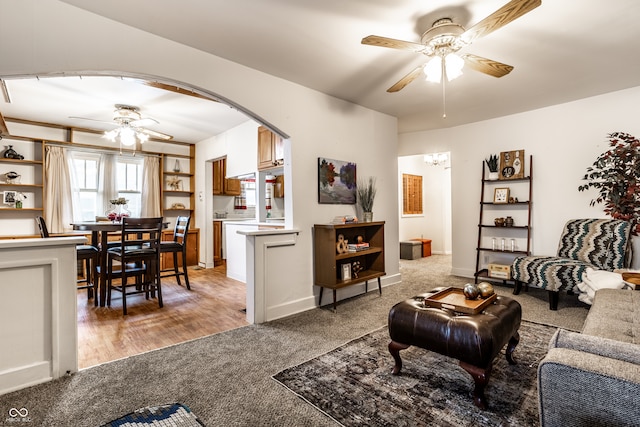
[423,287,497,314]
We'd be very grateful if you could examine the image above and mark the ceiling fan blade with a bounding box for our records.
[135,127,173,141]
[0,111,9,135]
[387,64,427,93]
[461,54,514,78]
[144,81,216,102]
[131,117,159,127]
[69,116,117,126]
[461,0,541,45]
[362,35,426,53]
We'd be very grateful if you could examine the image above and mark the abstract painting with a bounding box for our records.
[318,157,356,204]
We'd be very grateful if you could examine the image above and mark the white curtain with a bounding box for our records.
[98,153,118,214]
[141,156,161,217]
[44,146,74,233]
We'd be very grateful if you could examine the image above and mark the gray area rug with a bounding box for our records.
[274,321,554,427]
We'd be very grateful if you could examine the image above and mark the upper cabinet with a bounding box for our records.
[257,126,284,171]
[212,157,241,196]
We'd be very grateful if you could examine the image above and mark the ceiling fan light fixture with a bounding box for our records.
[119,126,136,146]
[424,53,463,83]
[424,56,442,83]
[445,53,464,81]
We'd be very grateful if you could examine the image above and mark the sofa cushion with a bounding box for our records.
[582,288,639,344]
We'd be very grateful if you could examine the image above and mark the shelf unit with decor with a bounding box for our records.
[474,155,532,284]
[0,137,45,237]
[313,221,385,311]
[161,146,195,227]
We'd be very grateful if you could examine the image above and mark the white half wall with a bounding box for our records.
[0,237,84,396]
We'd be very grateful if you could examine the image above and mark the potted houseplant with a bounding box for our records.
[357,176,377,222]
[578,132,640,235]
[485,154,499,180]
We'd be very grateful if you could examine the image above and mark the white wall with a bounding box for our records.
[398,154,452,254]
[1,0,401,320]
[399,85,640,278]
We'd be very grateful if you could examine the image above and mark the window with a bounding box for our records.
[71,153,99,221]
[116,157,143,216]
[402,173,423,215]
[69,152,144,220]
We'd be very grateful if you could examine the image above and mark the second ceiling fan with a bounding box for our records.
[362,0,541,93]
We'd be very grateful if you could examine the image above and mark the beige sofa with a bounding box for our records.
[537,288,640,426]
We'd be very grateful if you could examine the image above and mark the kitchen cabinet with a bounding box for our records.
[213,220,223,266]
[257,126,284,170]
[161,228,200,269]
[213,157,241,196]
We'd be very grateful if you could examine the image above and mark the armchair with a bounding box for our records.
[511,218,632,310]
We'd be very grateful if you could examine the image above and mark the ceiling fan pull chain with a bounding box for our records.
[441,57,447,119]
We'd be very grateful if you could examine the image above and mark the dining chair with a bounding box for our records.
[106,217,163,315]
[35,216,99,302]
[160,216,191,290]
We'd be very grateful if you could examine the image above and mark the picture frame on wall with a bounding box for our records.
[499,149,525,180]
[318,157,357,204]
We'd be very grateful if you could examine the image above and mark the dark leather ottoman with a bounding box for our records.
[388,287,522,409]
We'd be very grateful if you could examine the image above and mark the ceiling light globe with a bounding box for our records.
[120,127,136,146]
[424,57,442,83]
[445,54,464,81]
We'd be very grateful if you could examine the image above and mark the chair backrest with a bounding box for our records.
[556,219,632,270]
[120,217,163,254]
[35,216,50,238]
[172,216,191,245]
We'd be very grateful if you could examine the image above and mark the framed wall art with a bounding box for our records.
[499,149,525,180]
[318,157,357,204]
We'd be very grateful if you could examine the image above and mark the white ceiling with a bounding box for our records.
[3,0,640,142]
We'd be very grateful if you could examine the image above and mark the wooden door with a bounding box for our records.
[212,159,224,195]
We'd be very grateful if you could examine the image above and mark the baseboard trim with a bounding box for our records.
[265,273,402,322]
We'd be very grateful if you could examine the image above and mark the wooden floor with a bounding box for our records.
[77,264,248,369]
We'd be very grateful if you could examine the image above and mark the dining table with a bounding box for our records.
[72,221,169,307]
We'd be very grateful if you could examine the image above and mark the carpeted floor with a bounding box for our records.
[273,321,554,427]
[0,255,589,426]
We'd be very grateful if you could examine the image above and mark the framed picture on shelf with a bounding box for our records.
[341,263,352,281]
[493,188,510,204]
[499,149,525,180]
[318,157,357,204]
[3,191,16,205]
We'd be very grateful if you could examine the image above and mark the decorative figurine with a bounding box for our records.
[2,145,24,160]
[4,171,20,184]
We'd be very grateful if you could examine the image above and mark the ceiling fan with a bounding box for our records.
[361,0,541,92]
[70,104,173,141]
